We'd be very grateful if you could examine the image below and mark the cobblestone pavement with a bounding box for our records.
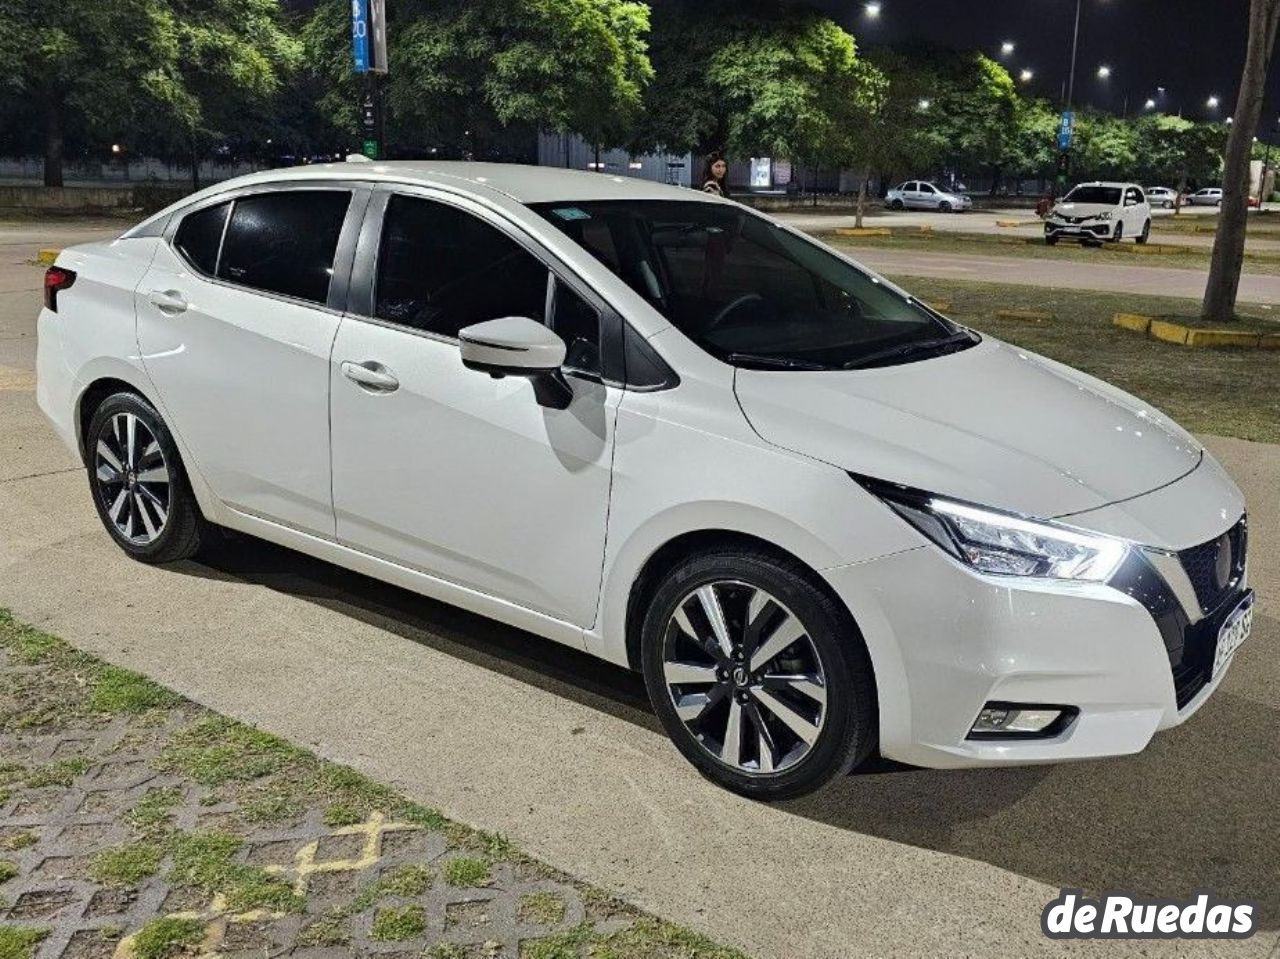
[0,612,743,959]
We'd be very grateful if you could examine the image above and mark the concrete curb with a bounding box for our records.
[1111,311,1280,349]
[995,308,1054,322]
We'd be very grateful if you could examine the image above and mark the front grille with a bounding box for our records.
[1179,517,1247,613]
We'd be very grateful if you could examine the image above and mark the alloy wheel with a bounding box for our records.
[661,581,827,774]
[94,412,171,545]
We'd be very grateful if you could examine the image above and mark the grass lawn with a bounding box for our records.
[880,275,1280,445]
[1151,212,1280,236]
[826,231,1280,276]
[0,610,747,959]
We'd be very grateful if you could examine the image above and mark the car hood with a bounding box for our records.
[733,337,1202,518]
[1053,201,1116,218]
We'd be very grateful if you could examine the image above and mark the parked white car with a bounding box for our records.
[1188,187,1224,207]
[1044,182,1152,245]
[38,162,1251,799]
[1145,186,1179,210]
[885,180,972,212]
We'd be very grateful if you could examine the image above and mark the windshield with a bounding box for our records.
[1064,186,1121,205]
[532,200,969,370]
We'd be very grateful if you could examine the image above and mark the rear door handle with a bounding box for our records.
[148,289,188,315]
[340,360,400,393]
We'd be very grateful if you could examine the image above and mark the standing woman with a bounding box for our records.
[700,153,730,197]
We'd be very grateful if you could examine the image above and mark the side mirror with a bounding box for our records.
[458,316,573,410]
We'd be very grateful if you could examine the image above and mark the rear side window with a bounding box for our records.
[217,191,352,304]
[174,202,229,275]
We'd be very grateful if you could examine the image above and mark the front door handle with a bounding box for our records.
[340,360,400,393]
[148,289,188,315]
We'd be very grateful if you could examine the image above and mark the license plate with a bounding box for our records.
[1212,591,1254,679]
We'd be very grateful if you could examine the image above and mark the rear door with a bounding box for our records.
[136,183,369,537]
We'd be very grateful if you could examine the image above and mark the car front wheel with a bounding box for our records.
[939,200,952,213]
[86,391,210,563]
[640,546,877,800]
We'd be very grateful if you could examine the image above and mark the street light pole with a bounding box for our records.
[1055,0,1083,198]
[1065,0,1082,111]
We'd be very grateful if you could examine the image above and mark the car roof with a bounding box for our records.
[1074,181,1140,189]
[183,160,721,206]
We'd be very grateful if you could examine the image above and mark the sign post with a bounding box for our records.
[351,0,388,159]
[1055,110,1075,194]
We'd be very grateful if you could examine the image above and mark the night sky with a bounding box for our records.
[814,0,1280,141]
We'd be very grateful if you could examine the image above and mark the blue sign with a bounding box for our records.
[351,0,371,73]
[1058,110,1075,151]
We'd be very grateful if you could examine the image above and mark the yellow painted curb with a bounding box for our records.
[995,219,1029,228]
[834,227,891,237]
[996,309,1054,322]
[1112,312,1153,334]
[1148,319,1190,345]
[36,248,60,266]
[1184,329,1263,349]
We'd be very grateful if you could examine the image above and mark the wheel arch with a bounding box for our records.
[76,372,162,465]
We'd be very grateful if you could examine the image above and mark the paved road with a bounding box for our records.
[777,206,1280,252]
[834,246,1280,303]
[3,224,1279,958]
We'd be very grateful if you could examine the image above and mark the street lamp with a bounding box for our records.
[918,98,931,110]
[865,2,881,17]
[1096,65,1111,79]
[1001,40,1015,56]
[1020,68,1034,82]
[1207,95,1220,110]
[1144,98,1156,110]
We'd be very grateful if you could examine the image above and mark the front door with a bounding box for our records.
[136,186,365,536]
[329,191,618,626]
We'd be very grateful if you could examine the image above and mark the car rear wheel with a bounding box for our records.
[640,546,877,800]
[86,392,210,564]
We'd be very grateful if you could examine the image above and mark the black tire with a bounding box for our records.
[889,199,904,211]
[640,546,877,800]
[1137,220,1151,244]
[85,392,209,563]
[1045,235,1059,246]
[1113,222,1124,243]
[1164,200,1174,210]
[939,200,952,213]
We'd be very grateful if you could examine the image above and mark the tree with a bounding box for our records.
[635,1,880,167]
[1002,97,1059,188]
[0,0,169,186]
[1073,111,1139,181]
[920,53,1018,192]
[303,0,653,161]
[1132,115,1222,193]
[1203,0,1280,322]
[145,0,301,190]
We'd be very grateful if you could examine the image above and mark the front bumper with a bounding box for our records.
[822,508,1248,770]
[1045,219,1114,241]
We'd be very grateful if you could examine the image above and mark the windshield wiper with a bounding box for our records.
[841,330,977,371]
[724,352,832,371]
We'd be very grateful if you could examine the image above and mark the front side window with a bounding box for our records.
[217,190,351,303]
[173,201,230,275]
[375,194,547,338]
[549,279,601,376]
[1064,186,1122,205]
[534,200,970,371]
[919,183,937,194]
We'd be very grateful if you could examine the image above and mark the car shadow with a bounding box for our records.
[176,534,1280,929]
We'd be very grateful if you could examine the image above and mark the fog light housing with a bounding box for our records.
[967,702,1077,740]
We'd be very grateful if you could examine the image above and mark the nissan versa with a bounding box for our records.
[37,162,1252,799]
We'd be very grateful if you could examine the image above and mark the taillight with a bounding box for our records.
[44,266,76,312]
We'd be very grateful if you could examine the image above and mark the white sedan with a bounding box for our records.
[37,161,1250,799]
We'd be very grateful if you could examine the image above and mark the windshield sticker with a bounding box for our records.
[551,207,592,221]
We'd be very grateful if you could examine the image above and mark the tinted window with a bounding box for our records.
[919,183,937,194]
[550,279,601,375]
[375,195,547,337]
[217,191,351,303]
[174,202,229,275]
[535,200,965,371]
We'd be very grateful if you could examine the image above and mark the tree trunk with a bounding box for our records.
[594,142,601,172]
[43,92,64,188]
[1202,0,1280,322]
[189,131,201,193]
[855,178,868,229]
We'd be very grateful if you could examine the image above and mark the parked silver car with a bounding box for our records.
[1145,186,1178,209]
[1188,187,1223,207]
[885,181,972,213]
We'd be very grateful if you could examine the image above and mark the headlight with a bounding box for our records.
[857,478,1128,582]
[1095,211,1113,221]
